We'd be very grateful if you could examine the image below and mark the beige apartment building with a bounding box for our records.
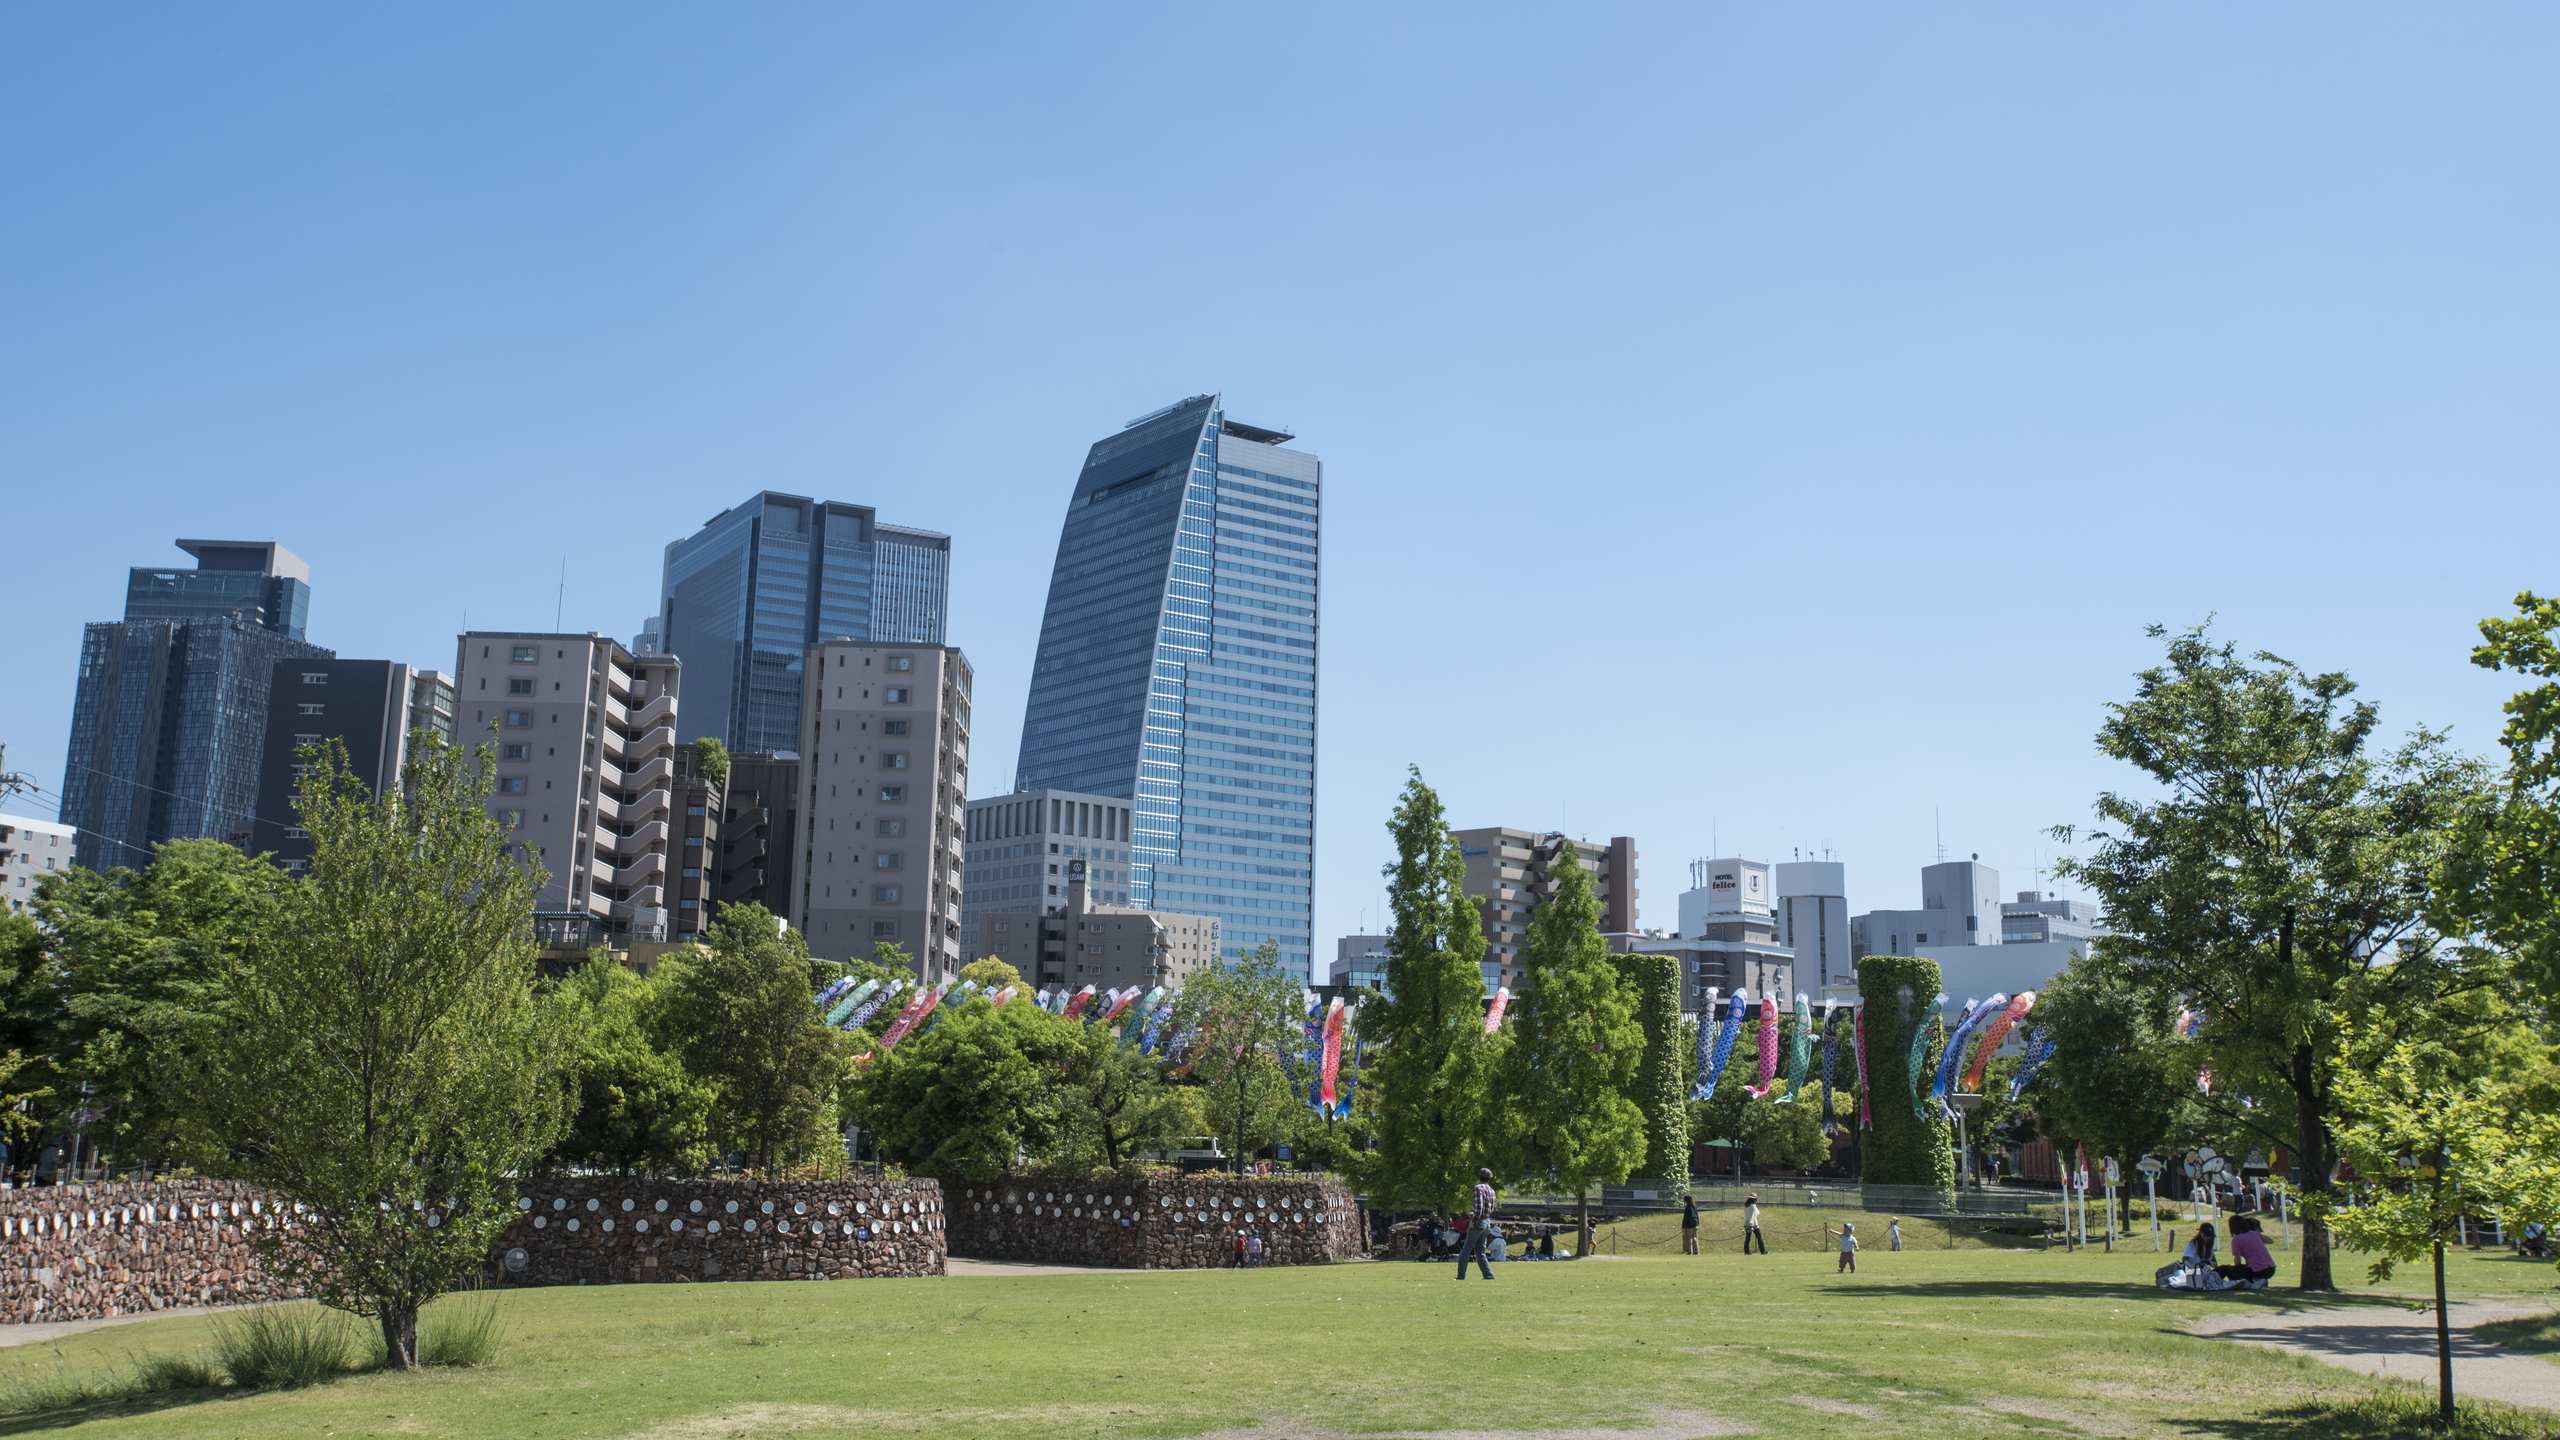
[793,640,971,979]
[451,633,681,945]
[1451,827,1639,988]
[973,867,1220,994]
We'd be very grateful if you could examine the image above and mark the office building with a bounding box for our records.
[1854,856,2005,960]
[973,867,1220,993]
[1453,828,1639,990]
[658,492,952,755]
[59,540,331,871]
[633,615,663,657]
[961,789,1134,946]
[1920,937,2093,1007]
[1625,935,1793,1013]
[1656,857,1795,1010]
[0,815,74,915]
[713,752,799,922]
[253,660,457,872]
[451,633,682,945]
[670,742,722,940]
[2001,890,2101,946]
[793,640,970,978]
[1776,859,1852,991]
[1330,934,1391,994]
[1014,395,1319,979]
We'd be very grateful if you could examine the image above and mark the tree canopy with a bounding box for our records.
[1365,768,1497,1209]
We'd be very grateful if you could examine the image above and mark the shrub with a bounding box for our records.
[1856,954,1956,1198]
[214,1303,357,1389]
[1610,953,1689,1188]
[421,1291,505,1368]
[126,1351,224,1392]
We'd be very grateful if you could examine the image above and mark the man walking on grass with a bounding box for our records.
[1458,1168,1497,1280]
[1681,1193,1700,1255]
[1742,1193,1767,1254]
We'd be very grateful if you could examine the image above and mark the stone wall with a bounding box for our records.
[0,1181,304,1324]
[0,1176,946,1324]
[946,1174,1360,1268]
[489,1176,944,1287]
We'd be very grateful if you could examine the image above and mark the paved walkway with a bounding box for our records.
[2193,1300,2560,1412]
[0,1305,240,1351]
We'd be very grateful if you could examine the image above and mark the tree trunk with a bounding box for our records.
[380,1305,419,1370]
[2290,1042,2335,1290]
[2434,1238,2455,1426]
[1577,1190,1592,1258]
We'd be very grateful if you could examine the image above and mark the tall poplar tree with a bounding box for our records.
[1490,846,1647,1253]
[1367,768,1495,1209]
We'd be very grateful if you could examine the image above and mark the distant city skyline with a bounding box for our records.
[4,4,2552,956]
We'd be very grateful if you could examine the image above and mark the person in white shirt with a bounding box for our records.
[1829,1221,1859,1273]
[1742,1194,1767,1254]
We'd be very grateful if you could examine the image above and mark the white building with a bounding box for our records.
[2002,890,2101,945]
[0,814,74,915]
[1655,858,1794,1011]
[1854,857,2002,958]
[1919,937,2092,1006]
[1775,859,1850,991]
[962,789,1134,944]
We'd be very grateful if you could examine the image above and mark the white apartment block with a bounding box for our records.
[0,814,74,915]
[452,633,681,944]
[793,640,971,980]
[961,788,1134,944]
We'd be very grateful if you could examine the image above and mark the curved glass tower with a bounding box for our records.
[1015,395,1319,979]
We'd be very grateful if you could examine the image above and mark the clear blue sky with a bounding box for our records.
[5,3,2554,948]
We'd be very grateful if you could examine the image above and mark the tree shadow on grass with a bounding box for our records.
[0,1387,241,1436]
[1813,1279,2415,1313]
[2158,1397,2556,1439]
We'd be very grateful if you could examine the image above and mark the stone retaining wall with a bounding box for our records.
[0,1176,946,1324]
[946,1174,1360,1268]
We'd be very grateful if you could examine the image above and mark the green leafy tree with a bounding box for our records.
[2027,947,2198,1229]
[849,999,1068,1180]
[1367,768,1497,1209]
[657,904,849,1173]
[551,957,716,1174]
[1856,955,1956,1197]
[2324,1032,2558,1426]
[2053,622,2490,1290]
[1490,848,1646,1253]
[32,840,293,1168]
[1172,940,1304,1173]
[957,957,1027,993]
[1737,1093,1831,1172]
[690,736,730,789]
[1058,1013,1199,1171]
[0,913,55,1167]
[187,734,572,1368]
[2464,594,2560,998]
[1612,953,1690,1189]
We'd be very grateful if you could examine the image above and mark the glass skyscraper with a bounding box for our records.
[59,541,331,871]
[1016,395,1319,979]
[657,492,951,754]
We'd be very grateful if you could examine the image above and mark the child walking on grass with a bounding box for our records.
[1827,1221,1859,1273]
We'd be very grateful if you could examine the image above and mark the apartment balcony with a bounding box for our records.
[604,694,629,728]
[622,784,671,822]
[624,753,674,792]
[627,689,675,733]
[587,854,614,888]
[615,819,670,859]
[594,791,620,823]
[625,723,676,764]
[611,853,666,895]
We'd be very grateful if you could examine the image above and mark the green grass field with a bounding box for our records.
[4,1211,2556,1439]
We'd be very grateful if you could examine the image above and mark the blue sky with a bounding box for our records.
[5,3,2554,948]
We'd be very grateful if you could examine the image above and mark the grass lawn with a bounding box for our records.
[5,1210,2556,1440]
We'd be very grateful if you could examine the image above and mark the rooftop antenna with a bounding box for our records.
[554,556,568,632]
[1935,808,1947,864]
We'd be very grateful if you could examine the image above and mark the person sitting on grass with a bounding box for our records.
[2182,1221,2217,1269]
[2216,1215,2275,1286]
[1827,1221,1859,1273]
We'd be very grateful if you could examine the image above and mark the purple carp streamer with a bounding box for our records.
[2008,1026,2058,1100]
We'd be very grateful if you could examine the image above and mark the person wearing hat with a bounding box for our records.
[1742,1193,1767,1254]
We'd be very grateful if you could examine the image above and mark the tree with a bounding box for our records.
[2324,1032,2556,1426]
[849,999,1069,1180]
[32,841,293,1169]
[2464,593,2560,999]
[2027,947,2198,1230]
[187,734,572,1368]
[2053,623,2490,1289]
[1171,940,1304,1174]
[1489,847,1647,1253]
[957,957,1026,993]
[1856,955,1956,1197]
[0,913,55,1172]
[657,904,849,1173]
[1612,953,1690,1190]
[550,956,716,1174]
[1737,1094,1831,1172]
[690,736,730,789]
[1058,1016,1200,1171]
[1367,768,1497,1209]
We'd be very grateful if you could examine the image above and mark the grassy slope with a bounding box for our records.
[3,1236,2555,1439]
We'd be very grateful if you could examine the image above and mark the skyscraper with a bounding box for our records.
[1015,395,1319,979]
[656,493,951,755]
[59,541,331,871]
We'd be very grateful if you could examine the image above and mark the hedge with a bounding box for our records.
[1855,954,1955,1199]
[1611,953,1689,1189]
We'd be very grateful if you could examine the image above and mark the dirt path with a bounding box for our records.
[0,1305,242,1350]
[2193,1299,2560,1412]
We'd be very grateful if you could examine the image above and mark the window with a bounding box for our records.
[687,805,706,816]
[874,885,902,904]
[496,776,527,795]
[507,677,535,696]
[504,709,533,728]
[882,752,908,770]
[298,703,325,716]
[878,818,906,838]
[300,671,328,686]
[683,866,700,879]
[685,835,703,847]
[875,851,902,870]
[878,785,905,803]
[885,687,909,704]
[500,743,530,761]
[510,645,538,663]
[887,655,914,673]
[882,720,909,737]
[871,920,900,939]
